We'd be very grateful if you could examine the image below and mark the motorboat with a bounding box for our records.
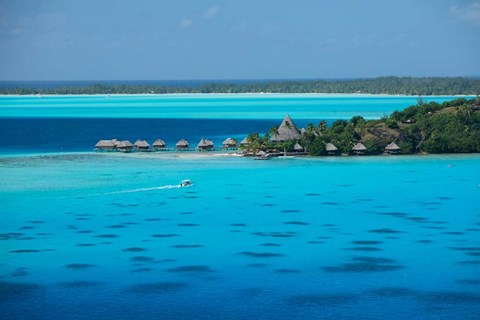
[180,179,192,187]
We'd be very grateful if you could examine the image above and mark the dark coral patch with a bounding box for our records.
[322,256,404,273]
[281,209,301,213]
[10,249,41,253]
[130,256,154,262]
[261,243,282,247]
[284,221,310,226]
[152,234,179,238]
[321,202,339,206]
[123,247,146,252]
[369,228,405,234]
[239,251,284,258]
[131,268,154,273]
[252,231,296,238]
[10,268,28,277]
[369,287,417,297]
[94,234,118,238]
[230,223,247,227]
[456,279,480,285]
[76,243,95,247]
[419,291,480,304]
[275,268,301,274]
[106,224,126,229]
[346,247,383,252]
[177,224,199,227]
[352,241,383,245]
[166,265,213,273]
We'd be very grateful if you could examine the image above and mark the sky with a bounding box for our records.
[0,0,479,80]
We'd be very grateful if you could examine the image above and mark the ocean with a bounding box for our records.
[1,94,479,319]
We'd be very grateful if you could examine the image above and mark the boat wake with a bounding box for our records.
[99,185,181,196]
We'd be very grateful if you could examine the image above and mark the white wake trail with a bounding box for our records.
[93,184,181,196]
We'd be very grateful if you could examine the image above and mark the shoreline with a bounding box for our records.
[2,150,480,161]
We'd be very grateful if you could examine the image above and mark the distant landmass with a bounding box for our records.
[1,77,479,95]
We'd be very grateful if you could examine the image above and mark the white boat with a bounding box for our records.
[180,179,192,187]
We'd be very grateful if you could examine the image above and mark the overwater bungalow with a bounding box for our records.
[176,139,189,151]
[385,142,401,154]
[197,138,214,151]
[153,139,167,151]
[325,143,339,155]
[95,139,116,151]
[117,140,133,153]
[271,115,301,142]
[294,142,304,152]
[352,142,367,155]
[134,139,150,152]
[222,138,237,149]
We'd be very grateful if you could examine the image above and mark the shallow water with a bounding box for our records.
[1,153,480,319]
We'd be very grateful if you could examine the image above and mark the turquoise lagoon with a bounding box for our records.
[1,94,480,319]
[0,94,468,119]
[1,153,480,319]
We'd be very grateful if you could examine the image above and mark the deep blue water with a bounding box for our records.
[0,118,319,154]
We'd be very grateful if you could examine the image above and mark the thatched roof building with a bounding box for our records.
[153,139,166,149]
[294,143,303,151]
[352,142,367,155]
[176,139,189,150]
[271,115,301,142]
[134,139,150,151]
[95,139,116,151]
[325,143,338,154]
[222,138,237,148]
[117,140,133,153]
[385,142,401,154]
[197,138,214,151]
[240,137,250,146]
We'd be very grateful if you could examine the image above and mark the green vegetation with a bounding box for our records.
[1,77,480,95]
[242,98,480,155]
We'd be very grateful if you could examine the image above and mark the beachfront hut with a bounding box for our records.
[352,142,367,155]
[222,138,237,149]
[134,139,150,152]
[271,115,301,142]
[117,140,133,153]
[197,138,214,151]
[385,142,401,154]
[95,139,116,151]
[325,143,339,155]
[153,139,166,151]
[176,139,189,151]
[294,143,304,152]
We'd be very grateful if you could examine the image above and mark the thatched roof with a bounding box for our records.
[271,115,301,141]
[95,140,116,148]
[325,143,338,151]
[197,138,214,147]
[134,139,150,148]
[352,142,367,151]
[222,138,237,146]
[176,139,189,147]
[117,140,133,148]
[153,139,166,147]
[294,143,303,151]
[240,137,250,145]
[385,142,400,151]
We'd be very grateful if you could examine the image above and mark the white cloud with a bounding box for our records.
[450,1,480,25]
[203,6,220,20]
[178,18,193,30]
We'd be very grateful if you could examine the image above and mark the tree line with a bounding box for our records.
[242,97,480,155]
[1,77,480,95]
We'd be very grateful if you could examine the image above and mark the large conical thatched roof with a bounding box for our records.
[294,142,303,151]
[134,139,150,148]
[95,140,116,148]
[385,142,400,151]
[153,139,166,147]
[176,139,189,147]
[271,115,301,142]
[325,143,338,151]
[352,142,367,151]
